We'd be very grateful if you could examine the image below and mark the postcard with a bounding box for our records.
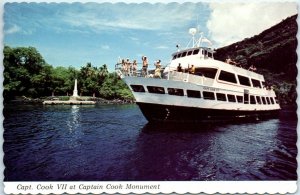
[2,0,298,194]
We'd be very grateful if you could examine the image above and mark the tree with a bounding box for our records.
[30,64,54,97]
[78,63,109,97]
[99,64,109,83]
[3,46,47,99]
[99,73,133,100]
[4,46,134,101]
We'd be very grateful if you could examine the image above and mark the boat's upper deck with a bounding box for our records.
[167,47,264,81]
[115,47,279,98]
[115,23,270,93]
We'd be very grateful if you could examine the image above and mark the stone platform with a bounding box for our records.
[43,100,96,105]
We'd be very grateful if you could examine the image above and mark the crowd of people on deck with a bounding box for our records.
[119,58,138,76]
[118,54,258,79]
[118,56,162,78]
[117,55,275,91]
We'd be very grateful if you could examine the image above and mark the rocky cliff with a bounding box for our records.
[214,14,298,105]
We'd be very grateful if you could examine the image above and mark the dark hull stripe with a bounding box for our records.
[136,102,280,122]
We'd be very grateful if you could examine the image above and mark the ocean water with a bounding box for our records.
[3,103,297,181]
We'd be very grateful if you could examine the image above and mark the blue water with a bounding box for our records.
[3,104,297,181]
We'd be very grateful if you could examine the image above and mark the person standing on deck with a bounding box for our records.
[121,59,126,74]
[248,65,257,71]
[154,60,162,78]
[125,58,131,76]
[132,60,137,76]
[142,56,148,77]
[177,63,182,72]
[189,64,195,74]
[226,56,237,65]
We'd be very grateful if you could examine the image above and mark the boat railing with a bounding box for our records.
[167,71,215,86]
[115,62,165,78]
[115,62,215,86]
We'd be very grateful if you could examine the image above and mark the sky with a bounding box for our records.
[3,1,298,71]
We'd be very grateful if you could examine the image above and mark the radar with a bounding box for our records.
[189,28,197,36]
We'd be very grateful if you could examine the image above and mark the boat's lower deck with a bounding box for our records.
[137,102,280,122]
[126,76,280,109]
[123,75,280,122]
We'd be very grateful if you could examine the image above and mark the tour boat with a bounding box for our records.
[115,28,281,122]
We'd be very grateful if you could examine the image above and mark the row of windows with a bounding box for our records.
[172,48,214,60]
[202,50,213,58]
[130,85,278,105]
[172,49,199,59]
[173,67,264,89]
[218,70,263,88]
[251,95,276,105]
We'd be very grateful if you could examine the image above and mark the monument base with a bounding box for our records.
[69,96,79,101]
[43,100,96,105]
[43,96,96,105]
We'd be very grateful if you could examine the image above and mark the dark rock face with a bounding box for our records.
[214,14,298,105]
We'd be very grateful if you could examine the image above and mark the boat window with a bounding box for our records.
[147,86,165,94]
[203,91,215,100]
[261,97,266,104]
[193,49,199,55]
[187,50,193,56]
[244,93,249,104]
[275,97,279,104]
[208,52,213,58]
[256,96,262,104]
[182,52,187,57]
[172,55,177,60]
[266,97,271,104]
[236,95,243,103]
[130,85,145,92]
[218,70,237,84]
[262,81,266,88]
[250,95,256,104]
[187,90,201,98]
[238,75,251,86]
[251,79,262,88]
[195,68,218,79]
[270,97,275,104]
[227,94,236,102]
[167,88,184,96]
[216,93,226,101]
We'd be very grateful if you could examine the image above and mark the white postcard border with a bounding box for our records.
[4,181,298,194]
[1,0,299,194]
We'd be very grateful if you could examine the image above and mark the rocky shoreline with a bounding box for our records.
[6,96,135,105]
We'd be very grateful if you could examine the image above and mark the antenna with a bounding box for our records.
[189,28,197,35]
[197,15,200,32]
[184,16,213,49]
[189,28,197,47]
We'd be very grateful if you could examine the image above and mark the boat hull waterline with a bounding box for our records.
[137,102,279,122]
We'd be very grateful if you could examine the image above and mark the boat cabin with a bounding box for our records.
[172,47,214,60]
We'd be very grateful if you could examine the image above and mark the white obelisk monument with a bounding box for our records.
[73,79,78,97]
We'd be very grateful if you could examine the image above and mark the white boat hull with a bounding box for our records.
[123,76,280,122]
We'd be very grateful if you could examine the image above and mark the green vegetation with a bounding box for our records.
[3,45,134,102]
